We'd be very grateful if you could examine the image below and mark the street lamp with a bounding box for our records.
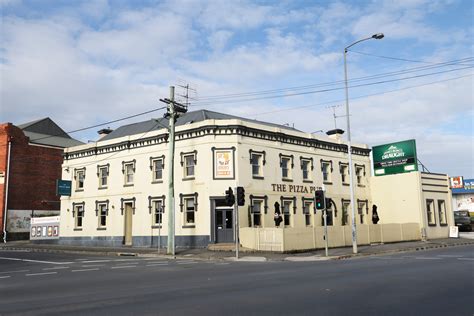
[344,33,384,254]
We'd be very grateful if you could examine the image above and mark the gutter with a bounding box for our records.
[3,138,11,243]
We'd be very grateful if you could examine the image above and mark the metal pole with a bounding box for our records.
[323,208,328,257]
[344,48,358,254]
[235,187,239,260]
[2,140,11,243]
[167,86,176,257]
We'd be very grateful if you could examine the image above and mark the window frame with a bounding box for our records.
[249,150,266,179]
[320,159,333,184]
[280,196,297,227]
[355,164,366,186]
[121,160,136,186]
[72,202,85,229]
[179,193,198,227]
[149,195,166,227]
[302,197,314,226]
[97,164,109,189]
[357,199,368,225]
[279,154,294,181]
[180,151,197,180]
[95,200,109,229]
[426,199,436,226]
[249,195,268,227]
[74,168,86,191]
[341,199,350,226]
[339,162,349,185]
[437,200,447,226]
[300,157,314,183]
[150,155,165,183]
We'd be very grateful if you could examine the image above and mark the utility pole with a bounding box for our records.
[160,86,188,257]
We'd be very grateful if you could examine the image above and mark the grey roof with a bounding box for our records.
[100,109,299,142]
[18,117,83,148]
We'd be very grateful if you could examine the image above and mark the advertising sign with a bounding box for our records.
[30,216,60,240]
[373,139,418,176]
[450,176,464,189]
[56,179,72,196]
[212,147,235,179]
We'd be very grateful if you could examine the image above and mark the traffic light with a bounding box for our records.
[225,187,235,206]
[315,190,326,210]
[236,186,245,206]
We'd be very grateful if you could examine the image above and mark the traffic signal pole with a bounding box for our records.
[234,186,239,260]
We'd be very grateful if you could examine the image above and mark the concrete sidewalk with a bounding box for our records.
[1,238,473,262]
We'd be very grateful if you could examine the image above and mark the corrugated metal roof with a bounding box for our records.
[100,109,299,141]
[24,131,84,148]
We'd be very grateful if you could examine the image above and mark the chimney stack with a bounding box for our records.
[97,128,113,139]
[326,128,345,141]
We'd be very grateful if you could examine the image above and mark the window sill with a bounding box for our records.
[428,223,437,227]
[342,183,350,186]
[75,189,84,192]
[282,178,293,182]
[439,224,448,227]
[152,225,163,229]
[123,184,134,187]
[182,225,196,228]
[303,180,313,183]
[182,177,195,181]
[152,180,163,184]
[73,228,83,231]
[357,184,366,188]
[323,181,332,185]
[97,227,106,231]
[98,186,108,190]
[252,175,264,180]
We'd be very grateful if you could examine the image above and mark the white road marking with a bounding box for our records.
[72,268,100,272]
[111,265,136,269]
[114,259,140,262]
[177,261,198,265]
[0,269,29,274]
[143,258,167,261]
[0,256,73,265]
[80,260,112,264]
[146,263,168,267]
[145,261,169,264]
[414,257,442,260]
[26,272,58,276]
[437,255,462,257]
[1,249,30,252]
[458,258,474,261]
[81,264,105,268]
[42,267,69,270]
[75,259,90,261]
[215,263,230,265]
[0,276,11,279]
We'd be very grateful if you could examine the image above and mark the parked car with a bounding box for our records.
[454,210,472,231]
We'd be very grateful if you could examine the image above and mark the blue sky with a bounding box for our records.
[1,0,473,177]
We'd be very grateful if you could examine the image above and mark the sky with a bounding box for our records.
[1,0,473,178]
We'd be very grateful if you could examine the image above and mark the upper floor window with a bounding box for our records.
[426,199,436,226]
[249,150,265,178]
[74,168,85,191]
[97,164,109,188]
[340,163,349,184]
[321,160,332,183]
[181,151,197,179]
[355,164,366,185]
[180,193,198,226]
[122,160,136,186]
[280,154,294,180]
[438,200,447,226]
[300,157,313,182]
[150,156,165,182]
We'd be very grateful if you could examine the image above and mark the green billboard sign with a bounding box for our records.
[56,179,72,196]
[372,139,418,176]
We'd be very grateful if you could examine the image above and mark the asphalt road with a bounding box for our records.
[0,246,473,316]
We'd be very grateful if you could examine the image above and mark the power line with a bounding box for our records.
[191,66,473,106]
[194,57,473,101]
[348,50,474,66]
[248,73,473,117]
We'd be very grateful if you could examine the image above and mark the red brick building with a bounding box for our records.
[0,118,82,241]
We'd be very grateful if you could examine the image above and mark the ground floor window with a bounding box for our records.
[437,200,447,225]
[96,201,109,228]
[73,203,85,228]
[426,199,436,225]
[180,193,198,226]
[302,199,313,226]
[282,200,292,226]
[251,200,262,227]
[342,201,350,226]
[153,200,164,225]
[358,201,367,224]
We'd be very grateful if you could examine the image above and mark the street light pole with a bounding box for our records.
[344,33,384,254]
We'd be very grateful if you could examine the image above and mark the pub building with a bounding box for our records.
[58,110,453,251]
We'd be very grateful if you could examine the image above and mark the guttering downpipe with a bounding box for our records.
[3,139,12,243]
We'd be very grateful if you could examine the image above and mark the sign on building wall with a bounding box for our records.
[212,147,236,180]
[56,179,72,196]
[7,210,59,233]
[30,216,60,240]
[372,139,418,176]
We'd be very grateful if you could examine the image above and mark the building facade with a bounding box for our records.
[58,110,453,250]
[0,118,82,241]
